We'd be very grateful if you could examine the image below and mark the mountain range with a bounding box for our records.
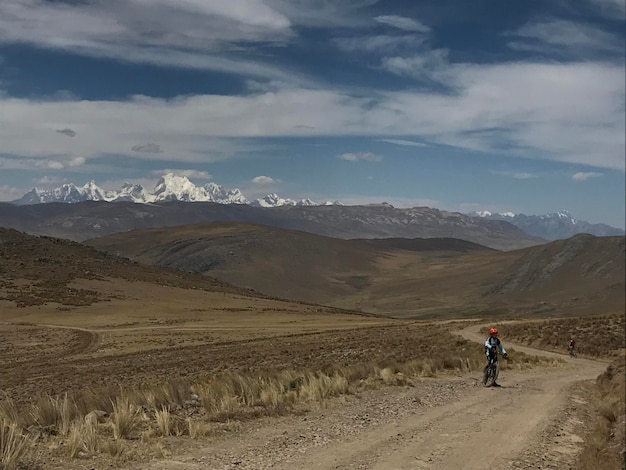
[11,173,337,207]
[468,210,625,240]
[5,174,624,245]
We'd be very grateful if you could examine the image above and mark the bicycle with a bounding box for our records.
[483,358,498,387]
[568,346,577,358]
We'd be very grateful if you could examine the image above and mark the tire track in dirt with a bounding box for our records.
[0,321,100,357]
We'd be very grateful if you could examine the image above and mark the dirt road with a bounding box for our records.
[130,324,605,470]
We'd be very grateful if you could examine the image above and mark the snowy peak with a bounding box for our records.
[10,174,339,207]
[116,183,148,202]
[470,210,515,219]
[152,174,210,202]
[80,180,109,201]
[203,182,248,204]
[22,181,111,204]
[297,198,317,206]
[251,193,296,208]
[467,210,623,240]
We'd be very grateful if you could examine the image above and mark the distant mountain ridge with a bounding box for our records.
[6,175,622,246]
[11,174,339,208]
[468,210,625,240]
[11,176,622,240]
[0,200,544,251]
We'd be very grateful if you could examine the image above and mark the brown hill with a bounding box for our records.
[85,222,624,318]
[0,200,544,250]
[85,222,493,308]
[0,226,262,308]
[486,233,625,314]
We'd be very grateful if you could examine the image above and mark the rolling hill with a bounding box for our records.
[85,222,625,318]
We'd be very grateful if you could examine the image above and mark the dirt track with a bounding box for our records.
[127,324,605,470]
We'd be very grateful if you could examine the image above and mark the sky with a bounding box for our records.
[0,0,624,228]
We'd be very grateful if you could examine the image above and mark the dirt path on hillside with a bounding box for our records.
[126,324,605,470]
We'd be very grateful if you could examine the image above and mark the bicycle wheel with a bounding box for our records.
[483,364,496,387]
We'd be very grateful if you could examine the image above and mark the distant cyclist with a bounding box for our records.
[484,327,508,387]
[568,338,576,357]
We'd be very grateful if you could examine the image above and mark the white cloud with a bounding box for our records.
[0,62,623,171]
[151,169,211,179]
[0,184,25,201]
[508,19,624,54]
[338,152,382,162]
[380,49,450,80]
[252,175,276,184]
[34,175,66,186]
[374,15,430,33]
[0,0,380,80]
[40,160,64,170]
[372,61,625,170]
[263,0,378,28]
[33,156,85,170]
[0,0,306,82]
[585,0,626,17]
[492,170,539,179]
[333,34,425,54]
[378,138,427,147]
[572,171,603,181]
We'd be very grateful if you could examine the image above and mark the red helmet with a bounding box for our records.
[489,327,499,335]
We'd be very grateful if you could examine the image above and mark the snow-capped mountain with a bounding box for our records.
[10,174,329,208]
[468,210,624,240]
[15,181,110,204]
[251,193,296,207]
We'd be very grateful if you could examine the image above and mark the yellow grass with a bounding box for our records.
[0,417,31,470]
[111,396,142,440]
[488,313,625,358]
[577,354,626,470]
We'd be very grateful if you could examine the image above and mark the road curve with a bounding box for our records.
[130,322,607,470]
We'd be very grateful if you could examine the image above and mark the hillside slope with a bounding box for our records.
[85,222,494,307]
[86,222,624,318]
[0,201,544,251]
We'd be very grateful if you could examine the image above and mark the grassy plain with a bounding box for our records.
[0,227,623,469]
[0,279,561,470]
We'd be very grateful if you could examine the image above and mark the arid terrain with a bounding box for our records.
[127,324,613,470]
[86,222,625,317]
[0,226,624,469]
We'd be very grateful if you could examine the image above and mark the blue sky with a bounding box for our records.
[0,0,624,228]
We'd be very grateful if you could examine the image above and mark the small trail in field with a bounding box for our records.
[128,323,605,470]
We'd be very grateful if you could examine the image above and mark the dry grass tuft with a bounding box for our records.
[0,396,20,427]
[111,396,142,440]
[154,406,173,437]
[298,372,350,402]
[66,417,99,458]
[577,354,626,470]
[0,417,31,470]
[29,393,79,436]
[100,438,127,459]
[490,313,625,358]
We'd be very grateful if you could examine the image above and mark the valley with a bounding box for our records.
[85,222,625,318]
[0,223,623,469]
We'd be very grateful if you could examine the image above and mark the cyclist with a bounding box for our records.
[484,327,508,387]
[568,338,576,357]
